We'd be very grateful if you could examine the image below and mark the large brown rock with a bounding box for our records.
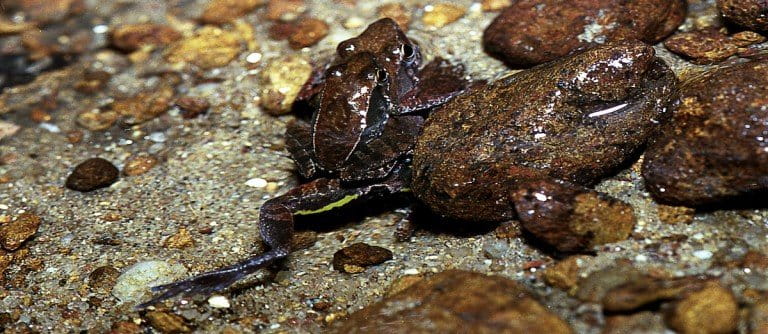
[718,0,768,31]
[413,41,677,222]
[483,0,686,67]
[642,60,768,206]
[330,270,573,334]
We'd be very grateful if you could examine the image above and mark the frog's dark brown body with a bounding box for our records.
[413,42,677,222]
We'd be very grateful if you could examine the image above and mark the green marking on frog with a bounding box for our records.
[295,194,360,216]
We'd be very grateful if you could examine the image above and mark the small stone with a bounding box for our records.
[718,0,768,32]
[266,0,306,21]
[207,295,231,308]
[543,255,585,292]
[731,30,767,46]
[378,3,411,30]
[29,108,51,123]
[601,276,707,312]
[260,55,313,115]
[10,0,84,24]
[493,221,521,239]
[175,97,210,119]
[163,228,195,249]
[288,18,329,49]
[665,282,738,334]
[693,250,713,260]
[245,178,268,188]
[332,243,392,273]
[422,3,466,28]
[482,0,511,12]
[109,321,141,334]
[88,265,120,294]
[291,230,317,251]
[0,121,20,140]
[0,213,41,251]
[165,26,243,69]
[200,0,265,24]
[663,29,740,64]
[110,24,181,52]
[330,270,574,333]
[657,204,695,224]
[146,311,192,334]
[74,70,111,94]
[123,154,158,176]
[343,17,364,29]
[65,158,119,192]
[76,109,118,131]
[112,260,188,304]
[112,86,174,125]
[511,179,636,252]
[0,18,35,35]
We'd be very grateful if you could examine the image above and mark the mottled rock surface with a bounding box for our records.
[414,41,677,222]
[643,60,768,206]
[483,0,686,67]
[332,242,392,274]
[718,0,768,31]
[330,270,574,334]
[65,157,119,192]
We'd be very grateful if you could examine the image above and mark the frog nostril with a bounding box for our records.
[376,69,388,83]
[401,44,415,60]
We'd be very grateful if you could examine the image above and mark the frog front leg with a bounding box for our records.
[137,177,405,308]
[397,58,470,114]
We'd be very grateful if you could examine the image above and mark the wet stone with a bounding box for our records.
[0,212,41,251]
[330,270,574,334]
[664,28,766,64]
[482,0,511,12]
[656,204,695,224]
[543,255,586,291]
[413,41,676,223]
[123,154,158,176]
[165,26,243,69]
[112,86,174,124]
[146,311,192,334]
[642,59,768,206]
[0,120,21,140]
[332,242,392,273]
[163,228,195,249]
[483,0,686,67]
[76,109,118,131]
[175,96,210,119]
[718,0,768,32]
[65,157,119,192]
[512,179,636,252]
[377,3,411,30]
[665,281,738,334]
[266,0,306,22]
[259,55,312,115]
[110,24,181,52]
[88,265,120,294]
[200,0,265,24]
[422,3,466,29]
[288,18,329,49]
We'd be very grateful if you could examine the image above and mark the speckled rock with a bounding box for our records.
[664,28,766,64]
[165,26,243,69]
[111,260,187,304]
[175,96,210,119]
[330,270,574,334]
[65,158,119,192]
[260,55,313,115]
[422,3,466,28]
[483,0,686,67]
[110,24,181,52]
[146,311,192,333]
[542,255,587,291]
[200,0,265,24]
[718,0,768,31]
[413,41,677,222]
[288,18,329,49]
[665,281,738,334]
[0,212,40,251]
[512,179,636,252]
[123,154,158,176]
[642,60,768,206]
[332,242,392,273]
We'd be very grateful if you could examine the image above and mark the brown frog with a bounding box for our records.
[139,18,469,308]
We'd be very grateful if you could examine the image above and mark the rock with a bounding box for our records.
[74,70,112,94]
[65,158,119,192]
[414,41,676,223]
[574,262,646,303]
[603,312,667,334]
[656,204,695,224]
[175,96,209,119]
[200,0,265,24]
[288,18,329,49]
[6,0,84,24]
[332,243,392,273]
[602,276,707,312]
[109,321,142,334]
[0,212,41,251]
[88,265,120,294]
[482,0,511,12]
[76,109,118,131]
[422,3,466,28]
[112,86,174,124]
[377,3,411,30]
[145,311,192,334]
[384,274,423,297]
[718,0,768,32]
[291,230,317,251]
[665,281,738,334]
[111,260,187,304]
[165,26,243,69]
[664,28,766,64]
[123,154,159,176]
[0,120,21,141]
[266,0,306,21]
[543,255,586,291]
[512,179,636,252]
[259,55,313,115]
[163,228,195,249]
[483,0,686,67]
[642,60,768,206]
[110,24,181,52]
[330,270,574,333]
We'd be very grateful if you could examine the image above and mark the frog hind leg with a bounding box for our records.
[286,120,318,179]
[137,177,404,309]
[396,58,471,114]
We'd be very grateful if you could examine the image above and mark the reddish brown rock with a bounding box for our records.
[483,0,686,67]
[288,18,329,49]
[332,243,392,273]
[200,0,265,24]
[175,96,210,119]
[665,281,738,334]
[642,60,768,206]
[718,0,768,32]
[330,270,574,334]
[65,158,119,192]
[110,24,181,52]
[664,28,766,64]
[0,213,41,251]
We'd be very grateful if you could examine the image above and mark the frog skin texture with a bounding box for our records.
[138,18,470,308]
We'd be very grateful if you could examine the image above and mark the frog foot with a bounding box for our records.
[135,249,289,309]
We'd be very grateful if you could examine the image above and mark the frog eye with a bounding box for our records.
[375,69,388,84]
[400,44,415,60]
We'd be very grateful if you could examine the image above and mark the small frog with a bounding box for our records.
[139,18,469,307]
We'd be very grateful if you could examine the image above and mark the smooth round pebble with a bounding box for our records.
[111,260,188,304]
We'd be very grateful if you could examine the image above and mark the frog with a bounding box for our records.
[138,18,470,308]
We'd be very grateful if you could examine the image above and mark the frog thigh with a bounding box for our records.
[396,58,471,114]
[285,120,318,179]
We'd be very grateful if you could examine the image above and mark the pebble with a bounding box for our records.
[259,55,313,115]
[414,41,676,223]
[656,204,695,224]
[481,0,511,12]
[288,18,329,49]
[165,26,243,69]
[200,0,265,24]
[422,4,466,28]
[175,96,210,119]
[123,154,159,176]
[330,270,574,333]
[111,260,187,304]
[642,60,768,206]
[207,295,231,308]
[377,3,411,30]
[76,109,118,131]
[483,0,686,67]
[88,265,120,294]
[543,256,586,291]
[113,87,174,125]
[664,28,766,64]
[0,212,41,251]
[693,250,713,260]
[266,0,306,21]
[332,243,392,274]
[245,177,268,188]
[145,311,191,334]
[110,24,181,52]
[65,158,119,192]
[718,0,768,31]
[666,281,738,334]
[163,228,195,249]
[0,120,20,140]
